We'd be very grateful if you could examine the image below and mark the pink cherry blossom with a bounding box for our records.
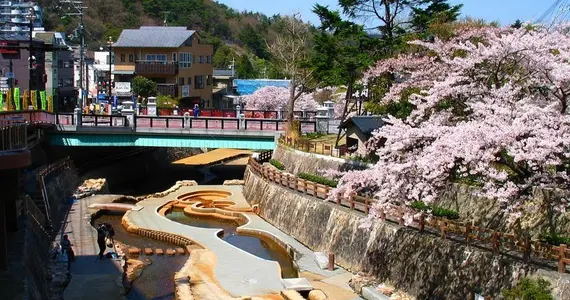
[242,86,319,111]
[334,25,570,228]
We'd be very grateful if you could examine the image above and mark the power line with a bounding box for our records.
[538,0,563,23]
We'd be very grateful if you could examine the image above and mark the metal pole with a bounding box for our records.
[108,37,112,100]
[79,12,84,109]
[28,9,33,106]
[85,57,89,105]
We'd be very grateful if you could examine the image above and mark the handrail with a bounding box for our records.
[0,119,28,152]
[280,135,350,158]
[247,156,569,274]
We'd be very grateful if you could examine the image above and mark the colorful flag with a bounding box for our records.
[31,90,37,109]
[40,91,47,110]
[0,93,3,112]
[14,88,20,110]
[47,95,53,112]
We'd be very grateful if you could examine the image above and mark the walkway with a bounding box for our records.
[62,194,126,300]
[173,149,252,166]
[127,185,351,298]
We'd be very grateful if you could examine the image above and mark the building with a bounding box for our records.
[0,31,46,92]
[338,116,386,152]
[33,31,74,111]
[112,26,213,108]
[0,1,43,34]
[212,69,237,109]
[80,50,113,102]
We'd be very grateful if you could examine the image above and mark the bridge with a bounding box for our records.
[0,110,319,150]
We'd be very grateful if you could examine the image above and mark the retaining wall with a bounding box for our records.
[244,168,570,299]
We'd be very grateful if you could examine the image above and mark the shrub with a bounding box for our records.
[539,233,570,246]
[269,159,285,171]
[298,172,338,188]
[411,201,459,220]
[502,278,554,300]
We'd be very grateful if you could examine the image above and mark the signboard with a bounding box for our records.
[6,72,14,78]
[97,94,106,100]
[113,95,118,108]
[181,85,190,97]
[115,82,131,97]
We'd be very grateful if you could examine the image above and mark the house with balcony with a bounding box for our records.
[112,26,213,108]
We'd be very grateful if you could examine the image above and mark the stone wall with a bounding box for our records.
[272,143,370,175]
[436,184,570,237]
[244,168,570,299]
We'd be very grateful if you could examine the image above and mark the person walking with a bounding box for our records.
[97,226,106,259]
[193,104,200,118]
[61,234,74,262]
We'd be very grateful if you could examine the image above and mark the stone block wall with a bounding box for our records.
[272,144,370,175]
[244,168,570,299]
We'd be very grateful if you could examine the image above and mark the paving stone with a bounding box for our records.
[155,249,164,255]
[128,248,140,256]
[175,247,185,255]
[282,278,313,292]
[166,249,176,256]
[144,248,153,255]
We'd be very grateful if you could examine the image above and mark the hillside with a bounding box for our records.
[39,0,281,71]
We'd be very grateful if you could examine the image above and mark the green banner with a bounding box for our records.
[14,88,20,110]
[0,93,3,112]
[40,91,47,110]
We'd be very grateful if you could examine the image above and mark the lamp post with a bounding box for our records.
[107,36,113,101]
[27,8,35,96]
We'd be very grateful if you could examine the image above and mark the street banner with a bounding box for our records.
[48,95,53,112]
[40,91,47,110]
[22,90,28,109]
[6,89,11,111]
[113,95,118,109]
[31,90,37,110]
[0,93,3,112]
[14,88,20,110]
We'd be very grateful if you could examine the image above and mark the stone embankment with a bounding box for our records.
[244,167,570,299]
[73,178,110,199]
[272,143,370,175]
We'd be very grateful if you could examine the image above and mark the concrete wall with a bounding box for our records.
[272,143,370,175]
[243,168,570,299]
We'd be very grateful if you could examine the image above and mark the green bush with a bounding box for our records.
[411,201,459,220]
[539,233,570,246]
[502,278,554,300]
[298,172,338,188]
[303,132,326,140]
[269,159,285,171]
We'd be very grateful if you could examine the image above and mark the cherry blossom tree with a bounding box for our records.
[243,86,319,111]
[331,24,570,227]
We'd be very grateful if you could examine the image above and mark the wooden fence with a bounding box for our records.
[248,153,570,273]
[280,135,349,158]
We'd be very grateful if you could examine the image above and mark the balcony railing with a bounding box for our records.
[0,119,27,152]
[135,61,178,75]
[157,84,178,97]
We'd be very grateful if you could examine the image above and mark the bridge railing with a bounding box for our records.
[0,119,28,152]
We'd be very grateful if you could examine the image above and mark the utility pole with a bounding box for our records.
[107,36,113,100]
[61,0,86,108]
[230,57,235,77]
[28,7,35,102]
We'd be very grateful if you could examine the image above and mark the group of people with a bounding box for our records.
[59,222,115,263]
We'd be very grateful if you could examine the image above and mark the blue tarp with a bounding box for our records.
[234,79,290,95]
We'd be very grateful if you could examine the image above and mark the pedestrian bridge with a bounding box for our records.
[0,110,318,150]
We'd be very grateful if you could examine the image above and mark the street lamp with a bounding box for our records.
[27,7,35,99]
[107,36,113,101]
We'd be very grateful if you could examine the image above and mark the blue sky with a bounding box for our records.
[216,0,554,26]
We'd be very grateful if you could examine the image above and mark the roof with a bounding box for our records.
[113,26,196,48]
[213,69,234,77]
[0,32,44,43]
[34,32,53,43]
[338,116,386,135]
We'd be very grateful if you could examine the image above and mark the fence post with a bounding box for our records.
[418,213,425,232]
[558,244,567,273]
[350,193,355,210]
[523,234,531,264]
[465,222,471,245]
[439,220,446,239]
[399,212,404,226]
[492,231,500,255]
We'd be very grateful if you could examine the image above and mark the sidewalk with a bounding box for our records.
[62,195,125,300]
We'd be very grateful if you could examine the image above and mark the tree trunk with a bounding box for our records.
[286,79,298,137]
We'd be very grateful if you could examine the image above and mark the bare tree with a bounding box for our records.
[339,0,413,38]
[267,13,313,134]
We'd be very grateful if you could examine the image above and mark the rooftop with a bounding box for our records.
[339,115,386,135]
[113,26,196,48]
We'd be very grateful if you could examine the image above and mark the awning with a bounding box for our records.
[112,70,135,75]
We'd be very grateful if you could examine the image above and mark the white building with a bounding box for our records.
[0,1,43,33]
[74,50,114,102]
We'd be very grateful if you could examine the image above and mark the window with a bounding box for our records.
[206,55,211,64]
[64,60,72,68]
[179,53,192,68]
[178,77,184,85]
[194,75,204,89]
[120,54,125,62]
[199,55,203,63]
[172,52,177,62]
[144,54,167,63]
[63,78,73,87]
[128,54,134,62]
[57,59,63,68]
[207,75,212,85]
[187,77,192,85]
[58,79,63,87]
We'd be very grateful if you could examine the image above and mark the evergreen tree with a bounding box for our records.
[410,0,463,34]
[236,55,257,79]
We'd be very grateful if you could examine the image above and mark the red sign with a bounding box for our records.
[0,41,19,54]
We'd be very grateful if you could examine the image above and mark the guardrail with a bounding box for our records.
[0,119,28,152]
[247,156,570,274]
